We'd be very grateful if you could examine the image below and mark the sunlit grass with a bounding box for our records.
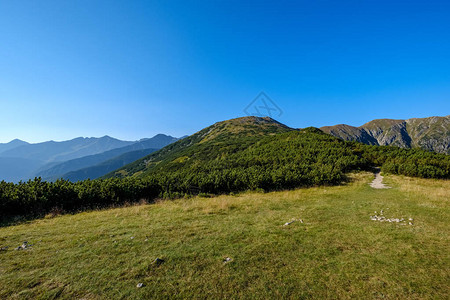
[0,172,448,299]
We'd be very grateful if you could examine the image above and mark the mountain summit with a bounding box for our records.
[0,139,29,155]
[104,116,294,178]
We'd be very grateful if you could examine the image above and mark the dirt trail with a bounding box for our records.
[369,169,391,189]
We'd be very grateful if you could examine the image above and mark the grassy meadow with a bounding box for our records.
[0,172,448,299]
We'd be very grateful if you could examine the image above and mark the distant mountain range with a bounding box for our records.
[62,148,159,182]
[0,136,134,162]
[0,134,179,182]
[320,115,450,154]
[36,134,178,181]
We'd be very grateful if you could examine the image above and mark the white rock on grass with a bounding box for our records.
[283,218,304,226]
[223,257,232,263]
[370,213,411,224]
[15,241,32,250]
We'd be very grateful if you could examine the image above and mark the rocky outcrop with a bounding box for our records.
[320,116,450,154]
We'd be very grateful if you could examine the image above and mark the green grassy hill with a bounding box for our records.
[104,117,367,194]
[105,116,449,195]
[105,116,294,178]
[1,173,448,299]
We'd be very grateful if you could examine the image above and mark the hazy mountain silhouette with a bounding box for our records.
[37,134,178,181]
[0,136,134,163]
[0,135,178,182]
[62,148,159,181]
[0,139,29,155]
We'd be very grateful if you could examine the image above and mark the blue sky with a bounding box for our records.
[1,0,449,143]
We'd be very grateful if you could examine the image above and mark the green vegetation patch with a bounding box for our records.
[0,174,448,299]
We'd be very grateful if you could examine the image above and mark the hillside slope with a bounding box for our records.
[0,157,43,183]
[103,116,449,195]
[321,115,450,154]
[105,116,296,179]
[103,117,366,194]
[62,148,159,181]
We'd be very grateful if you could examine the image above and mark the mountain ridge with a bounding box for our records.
[320,115,450,154]
[62,148,159,181]
[0,136,135,163]
[36,134,178,181]
[0,134,179,182]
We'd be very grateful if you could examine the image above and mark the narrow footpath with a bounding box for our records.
[369,168,391,189]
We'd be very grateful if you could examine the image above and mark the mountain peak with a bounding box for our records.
[0,139,30,156]
[9,138,27,143]
[195,116,292,143]
[2,139,28,145]
[211,116,289,129]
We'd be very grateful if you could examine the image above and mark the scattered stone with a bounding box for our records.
[283,221,295,226]
[153,258,165,265]
[223,257,232,263]
[137,283,144,288]
[409,222,413,226]
[15,241,32,250]
[0,246,8,252]
[130,237,134,240]
[409,218,413,221]
[283,218,304,226]
[370,211,412,225]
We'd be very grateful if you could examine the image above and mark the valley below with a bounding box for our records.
[1,172,448,299]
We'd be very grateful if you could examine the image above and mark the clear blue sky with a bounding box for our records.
[1,0,449,143]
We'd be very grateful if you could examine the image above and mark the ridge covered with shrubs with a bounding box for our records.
[1,117,449,222]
